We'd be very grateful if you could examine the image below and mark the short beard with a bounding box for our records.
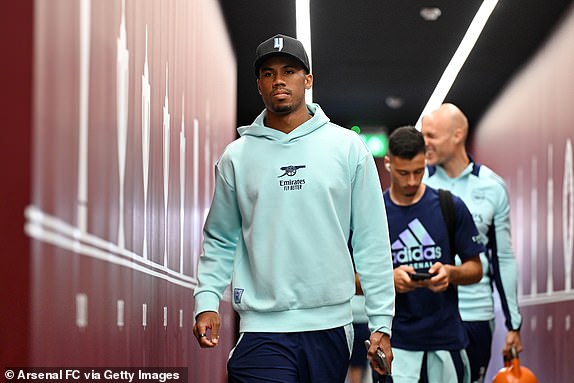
[271,103,293,114]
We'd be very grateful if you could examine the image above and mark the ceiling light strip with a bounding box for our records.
[415,0,499,130]
[296,0,313,103]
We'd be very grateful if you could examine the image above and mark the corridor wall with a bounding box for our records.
[474,4,574,382]
[2,1,238,381]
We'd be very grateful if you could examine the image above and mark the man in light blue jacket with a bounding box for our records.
[422,103,523,383]
[192,34,395,382]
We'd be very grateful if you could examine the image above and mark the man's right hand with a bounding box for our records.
[393,265,418,293]
[367,331,393,376]
[193,311,221,348]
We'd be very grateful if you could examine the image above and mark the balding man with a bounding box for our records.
[422,103,523,383]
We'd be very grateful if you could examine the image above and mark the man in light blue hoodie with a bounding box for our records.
[422,104,523,383]
[192,34,395,382]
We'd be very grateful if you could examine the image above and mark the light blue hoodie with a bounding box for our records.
[194,103,395,334]
[424,160,522,331]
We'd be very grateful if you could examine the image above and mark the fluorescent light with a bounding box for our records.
[416,0,499,130]
[296,0,313,103]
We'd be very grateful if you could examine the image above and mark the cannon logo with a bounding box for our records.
[391,218,442,269]
[278,165,306,177]
[278,165,306,191]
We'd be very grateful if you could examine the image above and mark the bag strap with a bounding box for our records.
[438,189,456,257]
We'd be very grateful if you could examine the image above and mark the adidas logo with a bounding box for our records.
[392,218,443,264]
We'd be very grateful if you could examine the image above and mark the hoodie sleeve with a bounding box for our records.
[193,162,242,316]
[350,151,395,335]
[489,178,522,331]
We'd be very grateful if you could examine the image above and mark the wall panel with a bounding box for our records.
[25,0,236,380]
[475,5,574,381]
[0,0,33,368]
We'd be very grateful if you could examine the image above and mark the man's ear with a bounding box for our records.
[453,126,465,145]
[384,156,391,172]
[257,80,262,95]
[304,74,313,90]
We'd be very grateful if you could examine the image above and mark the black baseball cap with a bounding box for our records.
[254,34,310,77]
